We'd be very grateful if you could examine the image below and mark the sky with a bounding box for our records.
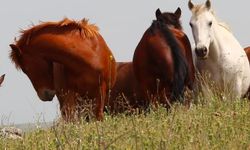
[0,0,249,124]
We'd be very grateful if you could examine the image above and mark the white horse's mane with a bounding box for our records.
[211,11,232,32]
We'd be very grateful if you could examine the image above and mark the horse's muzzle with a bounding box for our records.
[38,89,56,101]
[195,47,208,58]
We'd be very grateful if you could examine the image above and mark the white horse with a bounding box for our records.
[188,0,250,98]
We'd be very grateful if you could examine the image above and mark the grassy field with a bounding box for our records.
[1,77,250,150]
[1,92,250,149]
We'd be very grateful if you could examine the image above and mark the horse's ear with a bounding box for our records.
[205,0,211,10]
[155,8,162,20]
[175,7,182,19]
[188,0,194,10]
[0,74,5,86]
[9,44,21,55]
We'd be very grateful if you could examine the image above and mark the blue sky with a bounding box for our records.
[0,0,249,124]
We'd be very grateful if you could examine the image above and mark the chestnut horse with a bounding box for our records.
[133,8,194,108]
[10,18,116,121]
[244,46,250,61]
[109,62,143,113]
[0,74,5,86]
[244,46,250,99]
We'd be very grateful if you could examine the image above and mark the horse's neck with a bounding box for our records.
[53,62,66,91]
[209,22,238,61]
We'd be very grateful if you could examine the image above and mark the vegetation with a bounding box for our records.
[1,80,250,149]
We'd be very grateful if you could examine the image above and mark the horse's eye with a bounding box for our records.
[189,22,193,28]
[208,21,212,27]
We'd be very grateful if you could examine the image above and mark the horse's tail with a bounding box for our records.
[154,21,188,102]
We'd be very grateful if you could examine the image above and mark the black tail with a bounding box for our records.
[151,20,188,102]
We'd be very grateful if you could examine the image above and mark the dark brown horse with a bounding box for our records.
[0,74,5,86]
[10,18,116,121]
[133,8,194,108]
[154,7,195,89]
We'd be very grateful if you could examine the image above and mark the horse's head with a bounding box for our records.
[188,0,214,59]
[10,44,55,101]
[0,74,5,86]
[155,7,182,30]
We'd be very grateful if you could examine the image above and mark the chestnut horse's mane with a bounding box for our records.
[19,18,99,45]
[10,18,99,70]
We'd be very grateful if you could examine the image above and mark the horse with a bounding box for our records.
[244,46,250,61]
[9,18,116,121]
[188,0,250,98]
[133,8,193,108]
[0,74,5,86]
[110,8,195,111]
[244,46,250,99]
[109,62,143,114]
[150,7,195,90]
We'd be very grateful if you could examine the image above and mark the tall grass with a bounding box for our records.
[1,76,250,149]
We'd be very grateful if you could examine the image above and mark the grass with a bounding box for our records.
[1,78,250,149]
[1,97,250,149]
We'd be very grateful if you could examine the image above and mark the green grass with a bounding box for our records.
[1,95,250,149]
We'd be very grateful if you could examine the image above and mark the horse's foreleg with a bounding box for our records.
[96,80,107,121]
[58,91,79,122]
[233,78,243,98]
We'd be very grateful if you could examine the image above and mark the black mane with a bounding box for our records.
[160,12,182,30]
